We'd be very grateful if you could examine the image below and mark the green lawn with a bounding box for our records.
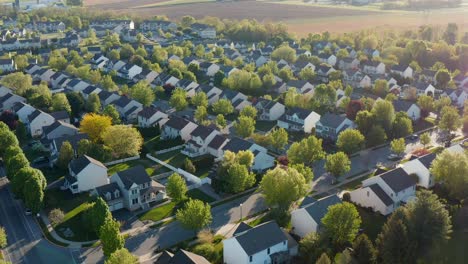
[255,120,277,132]
[357,207,386,241]
[187,188,216,203]
[39,167,67,183]
[157,150,187,168]
[107,158,156,176]
[139,201,178,222]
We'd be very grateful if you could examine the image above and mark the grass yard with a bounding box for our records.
[39,167,67,183]
[107,158,156,176]
[255,120,277,132]
[187,188,216,203]
[157,150,186,168]
[139,201,178,222]
[357,207,386,241]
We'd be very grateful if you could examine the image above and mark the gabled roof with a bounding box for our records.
[303,194,341,222]
[168,249,211,264]
[28,109,46,122]
[138,107,160,119]
[391,64,410,72]
[53,133,88,152]
[379,167,416,193]
[369,184,393,206]
[208,134,228,150]
[95,182,121,201]
[233,222,252,236]
[69,155,106,175]
[115,165,151,189]
[417,153,436,168]
[50,111,69,121]
[164,116,190,130]
[222,137,253,152]
[114,96,132,108]
[393,100,415,112]
[190,125,215,140]
[234,221,287,256]
[319,113,347,128]
[287,80,309,88]
[285,107,312,120]
[43,120,77,136]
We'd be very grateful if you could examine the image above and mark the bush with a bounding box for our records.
[48,208,65,226]
[342,192,351,202]
[197,229,213,244]
[184,158,196,174]
[192,243,219,262]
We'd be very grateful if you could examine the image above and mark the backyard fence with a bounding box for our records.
[154,145,184,155]
[104,155,140,166]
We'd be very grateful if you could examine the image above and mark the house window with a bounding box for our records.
[249,256,252,262]
[367,191,369,197]
[114,190,120,198]
[132,198,138,205]
[132,189,138,195]
[267,248,270,254]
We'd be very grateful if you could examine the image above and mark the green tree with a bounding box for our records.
[439,106,462,133]
[212,99,234,115]
[166,173,188,203]
[225,163,256,193]
[336,129,365,154]
[291,163,314,182]
[417,95,434,117]
[215,114,227,128]
[436,69,451,88]
[0,226,6,248]
[169,88,188,111]
[419,132,431,148]
[240,105,258,119]
[85,93,101,113]
[184,158,196,173]
[176,199,212,230]
[355,110,375,135]
[101,75,118,92]
[0,128,19,157]
[130,81,155,107]
[269,128,288,151]
[11,167,45,199]
[48,208,65,226]
[271,46,296,63]
[120,44,135,60]
[367,125,387,147]
[376,208,412,264]
[15,55,29,71]
[390,138,406,156]
[321,202,361,246]
[234,116,255,138]
[287,136,324,165]
[105,248,139,264]
[352,234,377,264]
[99,217,124,258]
[103,105,121,124]
[23,174,45,214]
[392,112,413,138]
[57,141,74,170]
[299,232,329,264]
[325,152,351,179]
[194,106,207,122]
[371,100,395,135]
[5,153,29,180]
[102,125,143,158]
[373,79,389,97]
[315,253,331,264]
[1,72,32,95]
[191,92,208,108]
[15,121,28,144]
[299,67,316,82]
[430,150,468,200]
[66,92,85,117]
[87,197,112,234]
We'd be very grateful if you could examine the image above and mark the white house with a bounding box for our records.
[222,137,275,172]
[64,155,109,194]
[0,92,25,111]
[392,100,421,121]
[277,107,320,134]
[338,57,360,71]
[401,153,436,188]
[414,82,436,96]
[0,59,15,72]
[113,96,143,122]
[362,61,385,75]
[449,89,468,108]
[181,125,220,158]
[137,107,168,128]
[42,121,79,140]
[291,194,341,238]
[315,113,355,141]
[161,116,198,141]
[197,85,223,105]
[223,221,297,264]
[27,109,55,137]
[118,64,142,80]
[318,53,337,66]
[287,80,315,95]
[254,98,285,121]
[207,134,229,158]
[12,102,36,124]
[199,61,220,77]
[391,65,413,79]
[350,168,417,215]
[191,23,216,39]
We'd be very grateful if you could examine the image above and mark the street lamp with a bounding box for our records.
[240,203,243,221]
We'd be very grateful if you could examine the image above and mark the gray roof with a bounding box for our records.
[164,116,190,130]
[319,113,347,128]
[208,134,228,149]
[234,221,287,256]
[95,182,121,201]
[303,194,341,221]
[43,120,78,136]
[417,153,436,168]
[191,125,214,140]
[393,100,415,113]
[116,165,151,189]
[285,107,312,120]
[369,184,393,206]
[53,133,88,152]
[169,249,210,264]
[138,107,159,119]
[222,137,253,152]
[69,155,106,175]
[50,111,69,121]
[233,222,252,236]
[380,167,416,193]
[27,109,43,122]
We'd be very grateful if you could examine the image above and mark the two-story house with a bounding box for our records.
[391,65,413,79]
[199,61,220,77]
[137,107,169,128]
[392,99,421,121]
[161,116,198,141]
[0,92,25,111]
[362,61,385,75]
[315,113,355,141]
[401,153,436,188]
[64,155,109,194]
[182,125,220,158]
[42,121,79,141]
[27,109,55,137]
[221,137,275,172]
[113,96,143,122]
[277,107,320,134]
[254,98,285,121]
[191,23,216,39]
[197,85,223,105]
[12,102,36,124]
[350,168,417,215]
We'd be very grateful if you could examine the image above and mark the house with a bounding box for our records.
[50,133,89,159]
[222,137,275,172]
[247,53,268,68]
[316,65,336,82]
[269,81,287,95]
[161,116,198,141]
[413,82,436,96]
[392,100,421,121]
[104,60,127,73]
[135,69,159,84]
[49,109,70,122]
[154,249,210,264]
[293,61,315,73]
[391,65,413,79]
[277,107,320,134]
[110,165,166,211]
[42,120,79,140]
[50,72,71,90]
[92,183,124,212]
[118,64,142,80]
[448,89,468,108]
[287,80,314,95]
[199,61,220,77]
[12,102,35,124]
[219,89,251,111]
[362,61,385,75]
[338,57,359,70]
[80,85,102,100]
[350,168,417,215]
[401,153,436,188]
[137,107,168,128]
[453,73,468,87]
[152,72,179,87]
[363,48,380,58]
[90,20,134,30]
[182,125,220,157]
[197,85,223,104]
[318,53,337,66]
[98,91,121,106]
[191,23,216,39]
[223,221,297,264]
[64,155,109,194]
[207,134,229,158]
[178,79,199,97]
[420,69,437,84]
[291,194,341,238]
[343,69,371,88]
[90,53,109,70]
[0,59,15,72]
[0,92,25,111]
[315,113,355,141]
[140,20,177,31]
[113,96,143,122]
[66,79,91,93]
[27,109,55,137]
[254,98,285,121]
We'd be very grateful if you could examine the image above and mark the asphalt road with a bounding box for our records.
[0,173,78,264]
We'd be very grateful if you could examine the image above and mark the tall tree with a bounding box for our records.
[366,125,387,147]
[234,116,256,138]
[438,106,462,133]
[240,105,258,119]
[430,150,468,200]
[224,163,256,193]
[169,88,188,111]
[325,152,351,179]
[66,92,85,117]
[191,92,208,108]
[52,93,72,114]
[105,248,139,264]
[176,199,212,230]
[1,72,32,95]
[103,105,121,125]
[102,125,143,158]
[5,153,29,180]
[390,138,406,156]
[376,208,412,264]
[85,93,101,113]
[373,79,389,97]
[321,202,361,246]
[130,81,155,107]
[336,129,365,154]
[352,234,377,264]
[87,197,112,234]
[269,128,288,151]
[392,112,413,139]
[194,106,208,122]
[212,99,234,115]
[80,114,112,142]
[0,124,19,157]
[23,174,45,214]
[371,100,395,135]
[166,173,188,203]
[287,136,324,165]
[99,217,124,258]
[57,141,74,170]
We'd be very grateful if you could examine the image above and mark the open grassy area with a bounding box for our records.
[139,201,177,222]
[107,158,156,176]
[137,0,215,8]
[357,207,386,241]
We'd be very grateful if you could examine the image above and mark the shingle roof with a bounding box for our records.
[164,116,190,130]
[380,167,416,193]
[69,155,106,175]
[115,165,151,189]
[208,134,228,149]
[50,111,69,121]
[234,221,287,256]
[233,222,253,236]
[27,109,45,122]
[319,113,347,128]
[393,100,414,112]
[95,182,121,201]
[138,107,159,119]
[286,107,312,120]
[369,184,393,206]
[222,137,253,152]
[169,249,211,264]
[303,194,341,222]
[43,120,77,136]
[417,153,436,168]
[53,133,88,152]
[190,125,214,140]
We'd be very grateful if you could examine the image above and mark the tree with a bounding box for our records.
[103,105,121,124]
[23,174,45,214]
[5,153,29,180]
[278,68,293,83]
[373,79,389,97]
[321,202,361,246]
[194,106,207,122]
[11,167,45,199]
[436,69,451,88]
[176,199,212,230]
[102,125,143,158]
[191,92,208,108]
[184,158,196,173]
[417,95,434,118]
[287,136,324,165]
[376,208,412,264]
[99,217,124,258]
[215,114,227,128]
[325,152,351,179]
[66,92,85,117]
[48,209,65,226]
[269,128,288,151]
[0,129,19,158]
[234,116,255,138]
[392,112,413,138]
[371,100,395,135]
[14,55,29,71]
[57,141,73,170]
[316,253,332,264]
[85,93,101,113]
[212,99,234,115]
[291,163,314,182]
[105,248,139,264]
[299,67,316,82]
[336,129,365,154]
[271,46,296,63]
[101,75,118,92]
[80,114,112,142]
[130,81,155,107]
[0,110,18,130]
[443,23,458,45]
[260,167,308,212]
[299,232,329,263]
[166,173,188,203]
[214,71,225,86]
[355,110,374,134]
[0,226,6,248]
[390,138,406,156]
[431,150,468,200]
[439,106,462,133]
[366,125,387,147]
[86,197,112,234]
[225,163,256,193]
[434,96,452,113]
[314,84,337,112]
[419,132,431,148]
[169,88,188,111]
[1,72,32,95]
[120,44,135,60]
[240,105,258,119]
[352,234,377,264]
[15,121,27,144]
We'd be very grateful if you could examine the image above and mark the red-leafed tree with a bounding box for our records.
[346,100,364,120]
[0,110,18,130]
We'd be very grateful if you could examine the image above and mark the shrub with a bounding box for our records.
[197,229,213,244]
[48,208,65,226]
[184,158,196,173]
[192,243,219,262]
[342,192,351,202]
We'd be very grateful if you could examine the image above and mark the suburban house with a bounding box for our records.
[222,137,275,172]
[315,65,336,82]
[199,61,220,77]
[338,57,360,70]
[254,98,285,121]
[109,165,166,211]
[113,96,143,122]
[291,194,342,238]
[50,133,89,159]
[181,125,220,158]
[293,61,315,73]
[98,91,121,106]
[287,80,315,95]
[117,63,142,80]
[154,249,211,264]
[64,155,109,194]
[152,72,180,87]
[413,82,436,96]
[392,100,421,121]
[349,168,417,215]
[140,20,177,31]
[197,84,223,104]
[42,120,79,140]
[0,59,15,72]
[277,107,321,133]
[207,134,229,158]
[27,109,55,137]
[362,61,385,75]
[137,107,169,128]
[449,89,468,108]
[12,102,36,124]
[178,79,199,97]
[90,53,109,70]
[315,113,355,141]
[401,153,436,188]
[0,92,25,111]
[219,89,251,111]
[191,23,216,38]
[391,65,413,79]
[318,53,337,66]
[135,69,159,84]
[223,221,298,264]
[161,116,198,141]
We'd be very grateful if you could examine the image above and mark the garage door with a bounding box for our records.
[109,202,124,211]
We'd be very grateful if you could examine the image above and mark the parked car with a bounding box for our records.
[387,154,401,161]
[409,134,418,140]
[25,209,32,215]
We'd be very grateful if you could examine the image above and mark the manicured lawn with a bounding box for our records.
[255,120,277,132]
[44,189,93,213]
[157,150,186,168]
[357,207,386,241]
[107,158,156,176]
[187,188,216,203]
[55,202,98,242]
[139,201,178,222]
